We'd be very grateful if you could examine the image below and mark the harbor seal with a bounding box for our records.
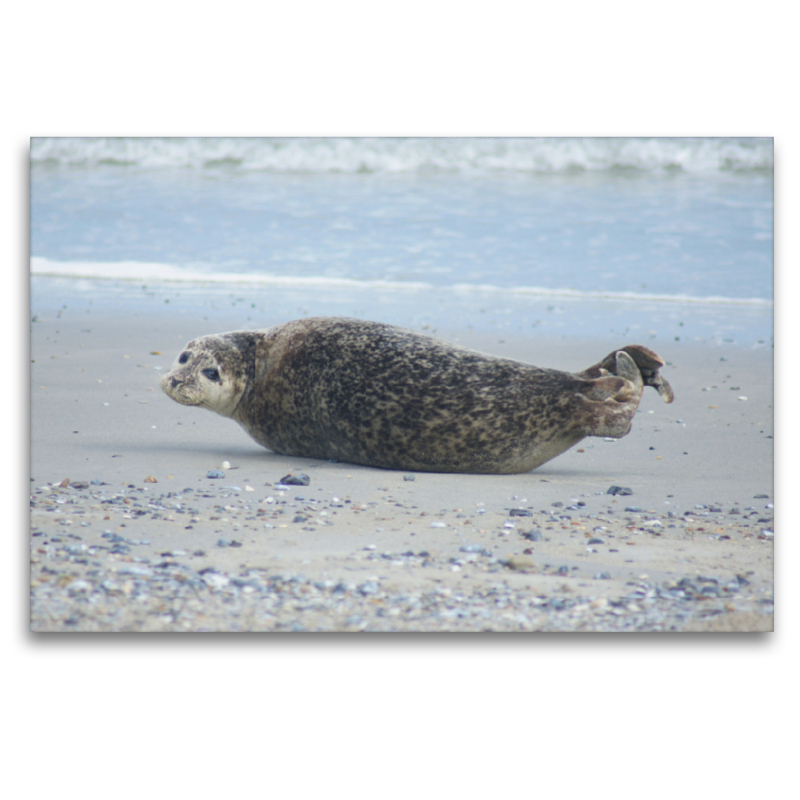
[161,316,674,474]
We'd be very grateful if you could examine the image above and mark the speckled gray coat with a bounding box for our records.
[162,317,673,474]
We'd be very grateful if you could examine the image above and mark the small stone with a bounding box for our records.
[202,572,229,589]
[509,508,532,517]
[117,566,152,577]
[430,521,447,528]
[696,575,718,584]
[280,473,310,486]
[607,486,632,496]
[460,544,491,556]
[624,506,643,513]
[403,474,416,481]
[521,529,543,541]
[587,537,605,545]
[207,470,225,479]
[504,555,536,572]
[753,494,769,499]
[358,581,379,596]
[144,475,158,483]
[594,572,612,580]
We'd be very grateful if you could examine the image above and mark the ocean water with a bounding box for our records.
[30,137,773,346]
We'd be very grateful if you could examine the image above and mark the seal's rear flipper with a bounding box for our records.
[620,345,674,403]
[578,344,674,404]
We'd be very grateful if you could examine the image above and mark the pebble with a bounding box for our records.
[116,566,153,577]
[607,486,633,496]
[279,473,310,486]
[206,470,225,479]
[202,572,229,590]
[503,555,536,572]
[459,544,491,556]
[521,529,543,541]
[624,506,644,513]
[403,474,416,482]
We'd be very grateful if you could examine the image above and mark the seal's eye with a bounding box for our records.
[178,352,190,364]
[202,368,221,383]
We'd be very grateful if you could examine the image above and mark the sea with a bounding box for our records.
[30,137,773,347]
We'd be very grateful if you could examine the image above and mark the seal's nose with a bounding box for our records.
[171,376,183,388]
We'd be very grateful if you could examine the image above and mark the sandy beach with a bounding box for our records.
[29,286,774,633]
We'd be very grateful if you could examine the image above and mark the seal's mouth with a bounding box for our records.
[161,374,202,406]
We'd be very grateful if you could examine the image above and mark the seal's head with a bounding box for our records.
[160,332,256,418]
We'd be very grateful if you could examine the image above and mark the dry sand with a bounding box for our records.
[29,296,774,632]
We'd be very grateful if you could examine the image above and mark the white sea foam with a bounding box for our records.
[30,137,773,175]
[30,258,773,307]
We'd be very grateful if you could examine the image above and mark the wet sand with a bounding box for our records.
[29,290,774,632]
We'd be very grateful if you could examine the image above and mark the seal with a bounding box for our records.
[161,316,674,474]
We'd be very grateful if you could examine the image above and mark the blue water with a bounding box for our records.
[30,137,773,346]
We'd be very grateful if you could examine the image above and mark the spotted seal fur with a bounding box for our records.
[161,316,674,474]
